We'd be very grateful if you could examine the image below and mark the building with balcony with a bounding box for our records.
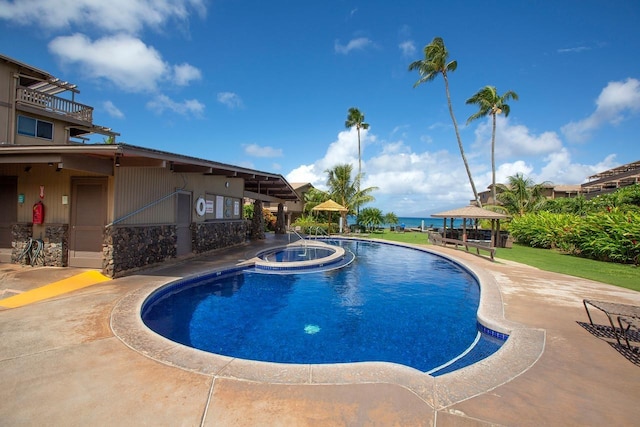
[0,54,300,276]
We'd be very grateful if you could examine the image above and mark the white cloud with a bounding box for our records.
[399,40,416,57]
[244,144,283,158]
[217,92,244,109]
[0,0,206,34]
[103,101,124,118]
[173,63,202,86]
[535,149,618,185]
[561,78,640,142]
[49,33,168,92]
[557,46,590,54]
[334,37,373,55]
[146,94,204,115]
[472,116,563,158]
[286,123,621,216]
[48,33,201,94]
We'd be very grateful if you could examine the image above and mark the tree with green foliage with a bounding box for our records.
[384,212,399,227]
[409,36,481,207]
[466,86,518,205]
[303,187,330,215]
[325,163,377,225]
[345,107,370,211]
[496,173,549,216]
[358,207,384,232]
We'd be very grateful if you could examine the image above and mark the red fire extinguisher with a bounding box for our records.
[33,201,45,225]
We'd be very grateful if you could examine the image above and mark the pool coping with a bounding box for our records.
[110,239,545,410]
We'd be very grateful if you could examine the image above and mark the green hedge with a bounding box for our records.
[510,210,640,264]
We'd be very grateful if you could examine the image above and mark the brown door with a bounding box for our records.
[0,176,18,262]
[69,178,107,268]
[176,192,192,256]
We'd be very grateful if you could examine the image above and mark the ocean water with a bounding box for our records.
[347,216,465,229]
[395,217,464,229]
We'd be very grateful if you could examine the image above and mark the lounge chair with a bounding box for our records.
[583,299,640,345]
[617,316,640,351]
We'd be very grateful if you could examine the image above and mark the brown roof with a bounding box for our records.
[432,206,509,219]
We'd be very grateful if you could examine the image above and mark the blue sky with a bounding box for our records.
[1,0,639,216]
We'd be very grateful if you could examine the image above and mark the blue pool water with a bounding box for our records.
[142,240,504,374]
[262,246,334,262]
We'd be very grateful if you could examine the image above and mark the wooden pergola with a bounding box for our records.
[432,205,509,247]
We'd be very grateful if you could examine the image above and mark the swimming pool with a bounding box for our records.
[141,240,505,374]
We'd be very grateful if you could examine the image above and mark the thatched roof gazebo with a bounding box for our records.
[432,205,509,247]
[312,199,348,234]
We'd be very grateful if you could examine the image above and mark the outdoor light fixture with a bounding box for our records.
[115,156,120,167]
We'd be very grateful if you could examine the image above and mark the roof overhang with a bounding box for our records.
[0,143,300,202]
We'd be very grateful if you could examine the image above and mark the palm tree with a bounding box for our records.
[325,163,377,226]
[345,107,369,213]
[384,212,399,228]
[466,86,519,205]
[409,37,482,207]
[358,207,384,232]
[496,173,549,216]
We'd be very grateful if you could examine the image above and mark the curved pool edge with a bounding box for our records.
[110,238,545,410]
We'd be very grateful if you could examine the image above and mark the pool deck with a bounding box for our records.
[1,234,640,426]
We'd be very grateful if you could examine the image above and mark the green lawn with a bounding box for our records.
[495,244,640,291]
[352,229,640,292]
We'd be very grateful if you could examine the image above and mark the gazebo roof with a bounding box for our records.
[432,205,509,220]
[312,199,348,212]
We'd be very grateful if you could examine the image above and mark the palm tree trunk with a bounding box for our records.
[443,73,482,207]
[491,114,497,205]
[357,126,361,215]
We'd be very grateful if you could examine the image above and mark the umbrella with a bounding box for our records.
[312,199,348,233]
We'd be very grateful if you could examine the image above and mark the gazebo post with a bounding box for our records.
[462,217,467,242]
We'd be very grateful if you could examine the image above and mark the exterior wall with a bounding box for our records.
[14,110,71,145]
[44,224,68,266]
[192,220,247,253]
[0,61,14,144]
[103,224,177,277]
[112,167,244,226]
[10,223,32,264]
[103,220,248,277]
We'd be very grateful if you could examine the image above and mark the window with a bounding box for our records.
[17,115,53,140]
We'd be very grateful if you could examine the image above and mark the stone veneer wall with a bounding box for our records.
[103,225,177,277]
[11,223,33,264]
[43,224,68,267]
[192,221,247,253]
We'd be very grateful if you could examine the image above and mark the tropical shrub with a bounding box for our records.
[510,210,640,264]
[571,210,640,263]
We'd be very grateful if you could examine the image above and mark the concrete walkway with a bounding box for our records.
[1,236,639,426]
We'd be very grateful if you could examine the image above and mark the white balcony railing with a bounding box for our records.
[16,87,93,123]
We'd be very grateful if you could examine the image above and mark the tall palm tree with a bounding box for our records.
[325,163,377,225]
[409,37,482,207]
[466,86,519,205]
[496,173,549,216]
[345,107,369,213]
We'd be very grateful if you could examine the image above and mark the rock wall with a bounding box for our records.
[103,225,177,277]
[193,221,247,253]
[43,224,68,266]
[11,223,33,264]
[10,223,68,267]
[103,221,248,277]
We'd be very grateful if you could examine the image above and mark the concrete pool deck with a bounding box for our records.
[1,234,640,426]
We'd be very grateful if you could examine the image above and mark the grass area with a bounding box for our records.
[349,229,640,292]
[495,244,640,292]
